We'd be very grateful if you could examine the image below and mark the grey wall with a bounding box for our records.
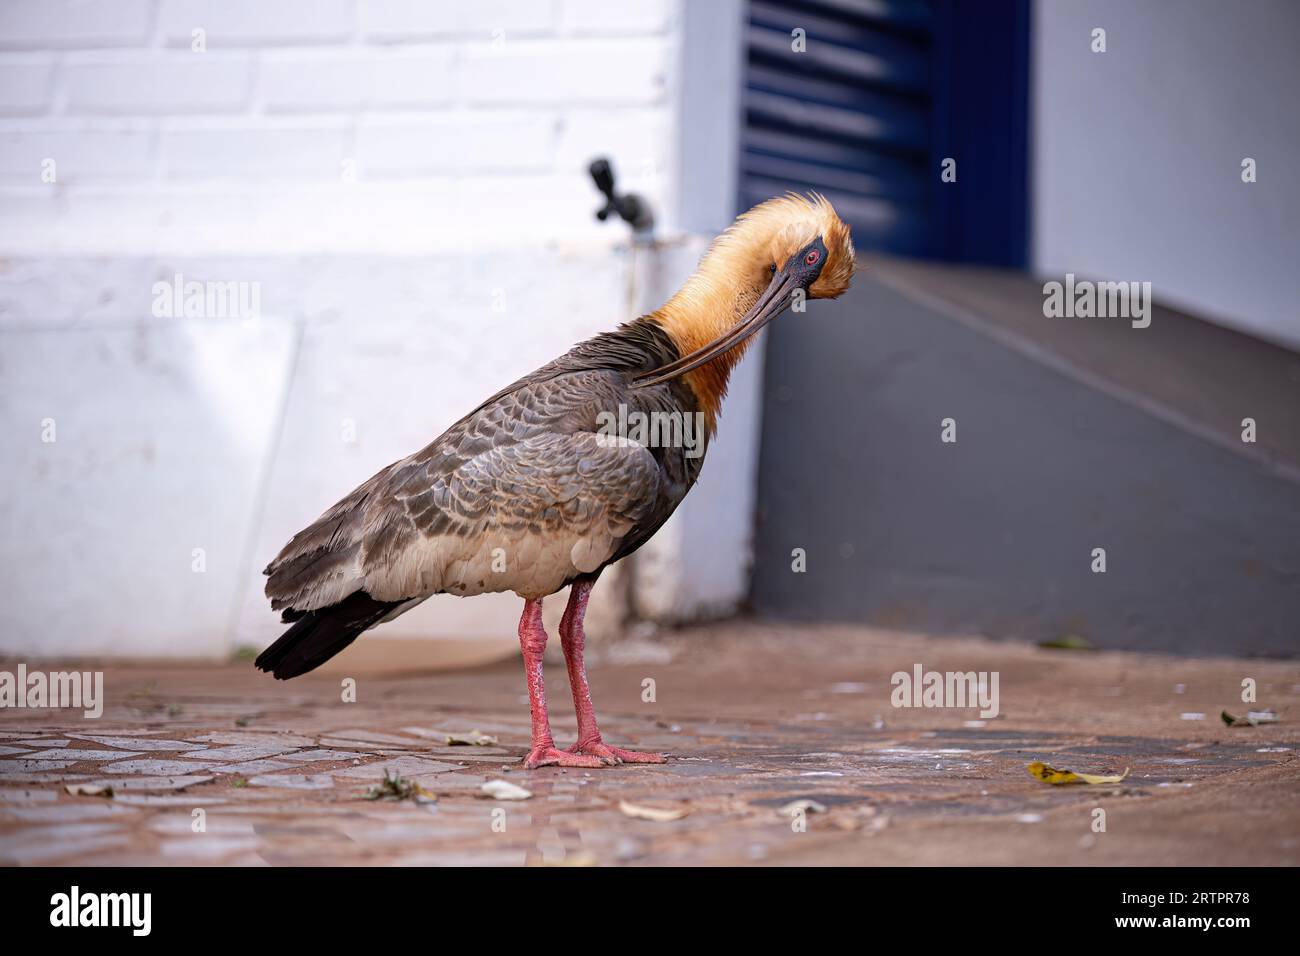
[1033,0,1300,350]
[750,275,1300,657]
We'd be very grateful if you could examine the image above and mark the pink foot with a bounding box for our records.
[524,745,605,770]
[568,740,668,766]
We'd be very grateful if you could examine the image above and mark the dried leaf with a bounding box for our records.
[366,768,435,802]
[65,782,114,798]
[1221,709,1279,727]
[618,799,688,822]
[481,779,532,801]
[1027,761,1128,785]
[445,730,499,747]
[1038,634,1096,651]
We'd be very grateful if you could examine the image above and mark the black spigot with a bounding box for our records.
[589,157,654,236]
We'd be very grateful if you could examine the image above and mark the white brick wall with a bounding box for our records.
[259,49,456,111]
[360,0,559,41]
[0,0,154,50]
[0,0,681,254]
[158,0,354,46]
[0,57,55,114]
[65,54,256,114]
[0,124,156,180]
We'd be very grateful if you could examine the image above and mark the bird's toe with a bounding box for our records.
[524,745,605,769]
[569,740,667,765]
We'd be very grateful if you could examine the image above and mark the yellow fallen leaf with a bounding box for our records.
[1038,634,1097,651]
[618,799,688,822]
[1027,761,1128,785]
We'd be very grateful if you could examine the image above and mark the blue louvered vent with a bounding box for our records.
[741,0,936,256]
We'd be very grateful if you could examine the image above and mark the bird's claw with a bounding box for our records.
[523,745,605,770]
[567,740,668,765]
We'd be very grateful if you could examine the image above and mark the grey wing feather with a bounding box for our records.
[265,367,665,613]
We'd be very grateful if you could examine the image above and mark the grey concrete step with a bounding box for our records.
[750,259,1300,657]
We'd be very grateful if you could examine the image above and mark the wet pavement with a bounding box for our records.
[2,622,1297,865]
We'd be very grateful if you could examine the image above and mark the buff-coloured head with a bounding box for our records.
[640,192,857,421]
[757,193,856,299]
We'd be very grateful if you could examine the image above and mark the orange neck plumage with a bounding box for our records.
[648,264,768,430]
[646,194,852,431]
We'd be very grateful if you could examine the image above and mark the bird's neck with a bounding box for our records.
[647,242,773,428]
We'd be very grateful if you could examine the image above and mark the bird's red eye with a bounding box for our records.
[805,249,820,266]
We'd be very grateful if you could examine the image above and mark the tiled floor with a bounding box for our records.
[2,622,1297,865]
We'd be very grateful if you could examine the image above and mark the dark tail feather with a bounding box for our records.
[255,591,399,680]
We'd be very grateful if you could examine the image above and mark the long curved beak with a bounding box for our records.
[633,267,799,389]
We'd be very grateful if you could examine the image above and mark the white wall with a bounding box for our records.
[1033,0,1300,350]
[0,1,761,660]
[0,0,678,254]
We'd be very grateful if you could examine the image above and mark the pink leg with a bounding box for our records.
[517,598,602,770]
[559,581,667,765]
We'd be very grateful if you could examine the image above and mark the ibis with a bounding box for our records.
[257,193,855,768]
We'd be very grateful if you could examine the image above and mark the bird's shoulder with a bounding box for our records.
[403,318,688,469]
[366,319,686,513]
